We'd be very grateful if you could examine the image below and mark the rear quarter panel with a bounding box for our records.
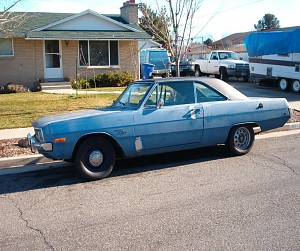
[200,98,290,146]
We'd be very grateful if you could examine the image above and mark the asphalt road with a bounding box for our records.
[0,132,299,250]
[229,80,300,110]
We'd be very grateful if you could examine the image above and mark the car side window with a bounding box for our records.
[195,82,226,103]
[145,81,195,107]
[210,52,218,60]
[162,82,195,105]
[145,87,157,106]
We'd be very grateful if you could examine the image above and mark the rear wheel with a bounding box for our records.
[278,78,289,92]
[75,137,115,180]
[291,79,300,93]
[226,125,254,156]
[194,66,201,77]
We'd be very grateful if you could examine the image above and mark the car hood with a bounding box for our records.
[222,59,249,65]
[32,107,131,129]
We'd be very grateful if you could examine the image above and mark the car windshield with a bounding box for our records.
[114,82,153,108]
[218,52,239,60]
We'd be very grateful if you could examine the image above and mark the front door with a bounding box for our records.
[44,40,63,80]
[134,81,204,152]
[207,51,219,74]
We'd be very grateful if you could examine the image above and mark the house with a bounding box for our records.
[0,0,151,86]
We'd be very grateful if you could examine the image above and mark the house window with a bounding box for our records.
[79,40,118,67]
[0,38,14,57]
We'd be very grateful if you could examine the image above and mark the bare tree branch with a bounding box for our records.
[0,0,32,36]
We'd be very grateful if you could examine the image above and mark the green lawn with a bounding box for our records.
[0,92,120,129]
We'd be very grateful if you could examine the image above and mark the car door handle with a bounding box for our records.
[189,105,202,113]
[257,103,263,109]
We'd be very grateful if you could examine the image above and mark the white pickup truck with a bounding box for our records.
[193,50,250,82]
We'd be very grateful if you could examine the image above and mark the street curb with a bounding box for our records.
[0,122,300,176]
[268,122,300,132]
[0,154,72,175]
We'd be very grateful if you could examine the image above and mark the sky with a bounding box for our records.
[3,0,300,42]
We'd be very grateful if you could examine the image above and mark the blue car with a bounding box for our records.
[28,78,291,180]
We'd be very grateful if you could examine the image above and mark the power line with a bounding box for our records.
[193,0,265,39]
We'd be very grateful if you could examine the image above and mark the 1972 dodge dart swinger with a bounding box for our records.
[28,77,291,180]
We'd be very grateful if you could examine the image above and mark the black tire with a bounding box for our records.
[291,80,300,93]
[220,68,229,82]
[75,137,115,180]
[278,78,289,92]
[243,75,249,82]
[226,125,254,156]
[194,66,201,77]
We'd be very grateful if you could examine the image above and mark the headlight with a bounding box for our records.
[34,128,44,142]
[227,65,235,69]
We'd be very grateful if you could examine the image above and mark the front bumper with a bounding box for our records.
[152,69,171,76]
[27,133,53,153]
[227,69,250,77]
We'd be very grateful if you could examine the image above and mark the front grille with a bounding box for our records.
[236,63,249,70]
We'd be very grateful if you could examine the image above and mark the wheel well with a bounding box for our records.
[71,133,125,161]
[229,123,261,136]
[219,66,227,73]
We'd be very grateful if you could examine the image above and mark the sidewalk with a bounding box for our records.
[0,127,34,140]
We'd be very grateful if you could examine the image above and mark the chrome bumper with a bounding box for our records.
[27,133,53,153]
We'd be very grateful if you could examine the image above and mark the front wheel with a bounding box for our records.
[75,137,115,180]
[226,126,254,156]
[220,68,229,82]
[243,75,249,82]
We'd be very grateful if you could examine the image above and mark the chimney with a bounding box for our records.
[120,0,138,24]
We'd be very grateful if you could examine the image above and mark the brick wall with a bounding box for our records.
[0,38,44,85]
[0,38,140,85]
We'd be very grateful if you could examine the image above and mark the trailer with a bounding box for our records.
[244,28,300,93]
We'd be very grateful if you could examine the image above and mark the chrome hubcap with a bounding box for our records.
[88,150,104,167]
[233,127,251,150]
[292,81,300,92]
[280,79,287,89]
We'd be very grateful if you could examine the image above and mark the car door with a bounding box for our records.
[207,51,220,74]
[133,81,204,152]
[194,81,232,146]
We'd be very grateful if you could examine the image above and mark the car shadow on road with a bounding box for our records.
[0,145,233,195]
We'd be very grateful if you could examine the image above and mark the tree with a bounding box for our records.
[0,0,30,35]
[254,13,280,31]
[204,38,213,46]
[139,3,171,46]
[139,0,203,77]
